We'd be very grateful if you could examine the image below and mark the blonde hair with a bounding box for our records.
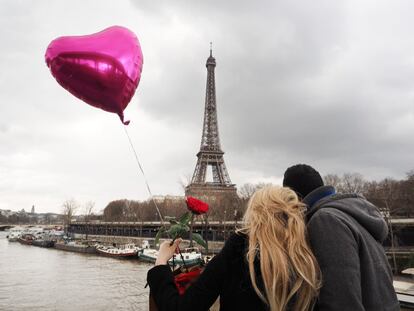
[238,186,320,311]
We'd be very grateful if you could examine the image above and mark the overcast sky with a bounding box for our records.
[1,0,413,213]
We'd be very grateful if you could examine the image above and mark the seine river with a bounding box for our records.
[0,232,151,311]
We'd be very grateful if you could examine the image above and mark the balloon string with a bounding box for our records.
[122,125,165,225]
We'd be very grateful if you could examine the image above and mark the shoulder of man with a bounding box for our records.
[307,206,361,246]
[308,206,353,227]
[307,194,388,243]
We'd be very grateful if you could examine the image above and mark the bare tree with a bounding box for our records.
[340,173,366,194]
[238,182,272,200]
[83,201,95,218]
[324,174,342,188]
[325,173,366,194]
[83,201,95,240]
[376,179,399,273]
[62,199,79,233]
[178,173,192,192]
[124,200,133,221]
[103,200,127,221]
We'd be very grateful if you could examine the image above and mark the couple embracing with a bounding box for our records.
[147,164,399,311]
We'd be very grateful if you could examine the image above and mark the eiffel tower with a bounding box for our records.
[185,46,237,199]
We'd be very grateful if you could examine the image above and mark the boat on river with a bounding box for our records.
[6,226,24,242]
[95,243,140,258]
[138,247,203,266]
[7,226,43,242]
[6,232,20,242]
[54,239,96,254]
[138,248,159,263]
[32,239,55,248]
[18,233,36,245]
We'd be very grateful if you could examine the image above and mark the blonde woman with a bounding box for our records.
[147,186,320,311]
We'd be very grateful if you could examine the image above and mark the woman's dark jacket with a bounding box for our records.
[147,233,268,311]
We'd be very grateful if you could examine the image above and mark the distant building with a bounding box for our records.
[31,205,35,214]
[0,208,63,224]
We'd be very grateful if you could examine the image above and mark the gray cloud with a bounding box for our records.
[132,0,414,179]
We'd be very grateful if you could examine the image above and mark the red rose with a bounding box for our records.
[174,268,202,295]
[186,196,209,214]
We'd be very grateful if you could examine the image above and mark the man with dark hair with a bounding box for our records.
[283,164,399,311]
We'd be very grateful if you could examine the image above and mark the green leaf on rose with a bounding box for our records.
[178,211,192,225]
[168,224,187,239]
[192,233,207,249]
[168,219,179,225]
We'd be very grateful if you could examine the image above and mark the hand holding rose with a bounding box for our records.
[155,239,182,266]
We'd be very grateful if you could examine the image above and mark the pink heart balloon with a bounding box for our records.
[45,26,143,125]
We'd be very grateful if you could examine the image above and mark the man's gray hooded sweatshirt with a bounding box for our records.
[305,186,399,311]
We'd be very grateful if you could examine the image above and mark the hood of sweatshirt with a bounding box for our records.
[305,186,389,242]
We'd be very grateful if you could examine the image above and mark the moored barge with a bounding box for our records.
[54,240,96,254]
[17,234,36,245]
[95,243,140,258]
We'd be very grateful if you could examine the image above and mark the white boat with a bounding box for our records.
[48,229,65,239]
[95,243,140,258]
[138,247,203,266]
[138,248,159,263]
[22,227,44,238]
[6,231,21,242]
[6,226,24,242]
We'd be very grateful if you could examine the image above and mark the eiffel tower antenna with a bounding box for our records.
[186,46,237,199]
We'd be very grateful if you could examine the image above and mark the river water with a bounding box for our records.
[0,232,151,311]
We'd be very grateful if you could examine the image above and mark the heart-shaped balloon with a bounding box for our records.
[45,26,143,125]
